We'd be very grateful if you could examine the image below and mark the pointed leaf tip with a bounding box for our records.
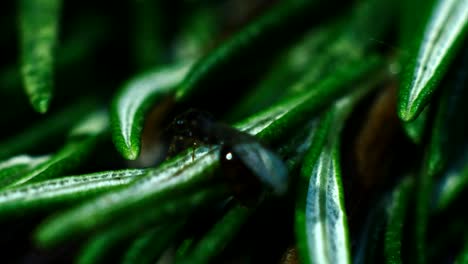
[398,0,468,122]
[124,148,139,161]
[31,94,51,114]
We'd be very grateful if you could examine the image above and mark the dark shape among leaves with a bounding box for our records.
[166,109,288,202]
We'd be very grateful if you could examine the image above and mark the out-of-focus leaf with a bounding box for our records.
[414,46,468,263]
[0,169,146,218]
[19,0,62,113]
[228,0,395,121]
[0,155,50,187]
[2,16,108,94]
[402,106,430,144]
[173,7,219,61]
[176,0,342,101]
[385,177,414,264]
[454,236,468,264]
[353,199,387,264]
[177,204,251,264]
[398,0,468,121]
[296,86,376,264]
[122,222,183,264]
[435,159,468,211]
[0,99,97,160]
[131,0,163,70]
[75,187,222,264]
[0,110,108,188]
[111,62,193,160]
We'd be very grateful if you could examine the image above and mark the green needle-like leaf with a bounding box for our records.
[19,0,62,113]
[398,0,468,121]
[300,138,350,264]
[111,62,193,160]
[0,99,97,160]
[0,155,50,187]
[178,204,251,264]
[74,187,224,264]
[0,169,146,218]
[385,177,414,264]
[122,222,183,264]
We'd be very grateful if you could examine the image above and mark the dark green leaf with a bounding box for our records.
[19,0,62,113]
[385,177,414,264]
[177,204,251,264]
[122,222,183,264]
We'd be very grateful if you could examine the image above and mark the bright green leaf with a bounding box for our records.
[111,61,193,160]
[398,0,468,121]
[385,177,414,264]
[0,169,146,218]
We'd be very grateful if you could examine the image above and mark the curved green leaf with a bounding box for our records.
[0,169,146,218]
[111,62,193,160]
[73,187,225,263]
[172,7,220,61]
[435,157,468,211]
[424,45,468,212]
[353,199,387,264]
[19,0,62,113]
[427,46,468,179]
[385,177,414,264]
[454,237,468,264]
[398,0,468,121]
[412,46,468,262]
[225,20,343,121]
